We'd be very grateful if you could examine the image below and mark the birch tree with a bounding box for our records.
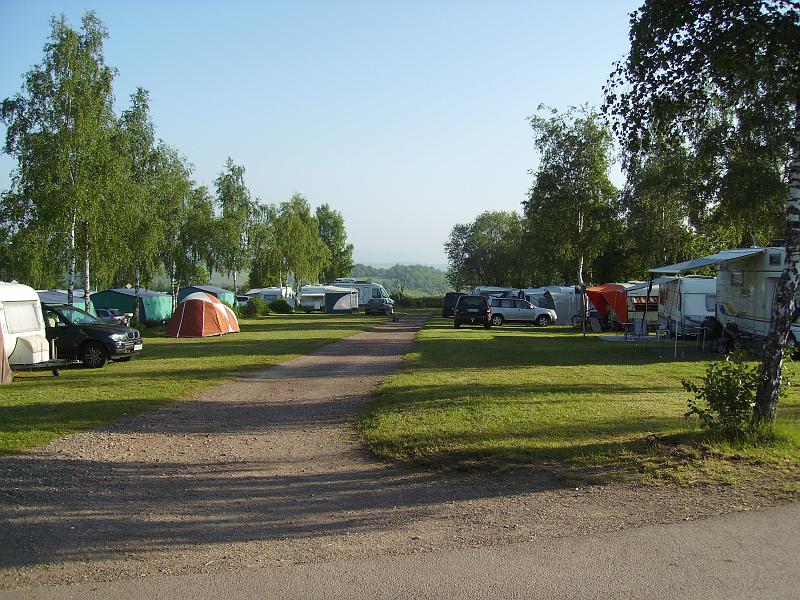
[605,0,800,423]
[213,158,254,294]
[316,203,354,283]
[524,105,619,285]
[1,12,120,307]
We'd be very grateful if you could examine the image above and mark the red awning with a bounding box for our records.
[586,284,629,323]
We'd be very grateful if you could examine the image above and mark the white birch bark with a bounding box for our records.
[755,100,800,422]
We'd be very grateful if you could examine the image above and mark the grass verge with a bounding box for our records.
[1,312,386,453]
[360,318,800,485]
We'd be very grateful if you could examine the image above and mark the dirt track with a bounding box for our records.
[0,314,794,588]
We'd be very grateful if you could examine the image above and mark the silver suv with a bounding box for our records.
[488,297,557,327]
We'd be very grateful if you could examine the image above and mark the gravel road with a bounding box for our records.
[0,313,795,589]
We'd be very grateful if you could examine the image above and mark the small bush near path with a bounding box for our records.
[1,312,387,453]
[268,299,293,313]
[360,318,800,485]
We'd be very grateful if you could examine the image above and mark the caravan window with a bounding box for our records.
[705,295,715,312]
[3,301,43,334]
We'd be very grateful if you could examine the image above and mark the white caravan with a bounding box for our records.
[245,286,296,307]
[651,247,800,345]
[331,279,390,309]
[657,276,716,336]
[714,247,800,342]
[299,285,359,312]
[0,282,50,366]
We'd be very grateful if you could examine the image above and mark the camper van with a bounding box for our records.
[714,247,800,344]
[330,279,391,309]
[658,276,716,336]
[299,285,359,312]
[245,286,297,307]
[0,282,50,366]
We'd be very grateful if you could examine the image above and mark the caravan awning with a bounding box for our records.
[649,248,765,275]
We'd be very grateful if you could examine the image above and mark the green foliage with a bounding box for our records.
[392,295,442,308]
[1,11,124,290]
[212,158,255,293]
[682,354,762,438]
[523,105,619,285]
[317,203,354,283]
[245,297,270,317]
[682,352,790,439]
[352,263,449,296]
[268,299,293,313]
[444,211,527,290]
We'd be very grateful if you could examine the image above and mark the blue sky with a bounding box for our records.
[1,0,638,266]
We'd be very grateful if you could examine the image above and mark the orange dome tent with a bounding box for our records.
[166,292,240,338]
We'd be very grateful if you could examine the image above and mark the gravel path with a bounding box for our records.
[0,313,795,589]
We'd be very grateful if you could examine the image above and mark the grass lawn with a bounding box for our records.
[1,312,388,454]
[361,318,800,485]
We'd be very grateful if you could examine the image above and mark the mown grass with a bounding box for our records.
[361,319,800,484]
[1,312,387,453]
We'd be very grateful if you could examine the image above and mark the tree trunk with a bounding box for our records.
[576,209,585,286]
[170,260,177,313]
[754,100,800,423]
[134,264,141,324]
[82,222,92,313]
[67,214,76,306]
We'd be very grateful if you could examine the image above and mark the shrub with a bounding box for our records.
[245,298,270,317]
[268,299,293,314]
[682,351,789,439]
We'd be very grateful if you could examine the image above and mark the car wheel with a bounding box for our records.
[81,341,108,368]
[535,314,552,327]
[491,314,504,326]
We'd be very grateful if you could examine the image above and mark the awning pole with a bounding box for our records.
[643,273,654,337]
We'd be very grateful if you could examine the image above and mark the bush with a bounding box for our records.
[268,299,293,313]
[682,351,789,439]
[391,293,444,308]
[244,298,270,317]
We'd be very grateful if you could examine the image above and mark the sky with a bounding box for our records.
[0,0,639,267]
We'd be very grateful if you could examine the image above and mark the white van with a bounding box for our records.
[0,282,50,366]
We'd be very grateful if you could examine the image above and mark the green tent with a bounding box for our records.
[91,288,173,322]
[177,285,236,307]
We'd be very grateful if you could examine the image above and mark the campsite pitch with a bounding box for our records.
[1,313,798,589]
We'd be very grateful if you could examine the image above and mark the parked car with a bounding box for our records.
[442,292,464,317]
[42,304,143,368]
[487,297,557,327]
[364,297,395,316]
[453,295,492,328]
[235,295,251,308]
[95,307,130,326]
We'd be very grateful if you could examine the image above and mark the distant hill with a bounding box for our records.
[351,264,450,297]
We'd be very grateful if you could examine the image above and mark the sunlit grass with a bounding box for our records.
[361,319,800,484]
[1,312,386,453]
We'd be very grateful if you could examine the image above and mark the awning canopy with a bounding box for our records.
[586,284,629,323]
[649,248,764,275]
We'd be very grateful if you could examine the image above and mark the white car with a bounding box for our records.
[488,297,557,327]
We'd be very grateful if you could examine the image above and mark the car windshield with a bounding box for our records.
[59,306,100,325]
